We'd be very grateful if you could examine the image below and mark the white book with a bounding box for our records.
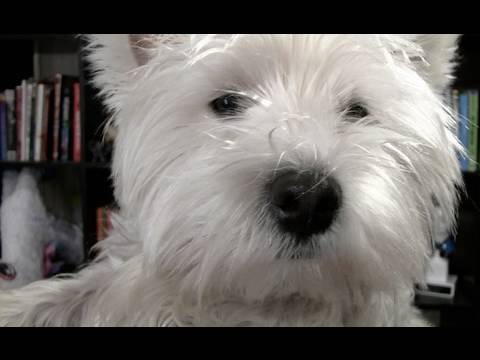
[34,84,45,161]
[21,80,27,161]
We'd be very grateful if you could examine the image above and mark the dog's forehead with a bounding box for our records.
[174,34,415,97]
[178,34,421,84]
[185,34,415,60]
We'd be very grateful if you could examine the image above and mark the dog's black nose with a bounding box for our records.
[268,171,342,242]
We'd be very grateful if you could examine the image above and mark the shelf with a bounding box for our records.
[85,162,111,169]
[462,170,480,177]
[0,161,110,169]
[414,278,475,311]
[0,34,77,41]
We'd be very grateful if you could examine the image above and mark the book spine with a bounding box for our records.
[34,84,44,161]
[15,86,22,161]
[41,86,51,162]
[72,82,81,162]
[468,90,479,172]
[25,82,33,161]
[5,89,17,161]
[60,87,71,161]
[0,96,6,161]
[52,74,62,161]
[46,85,55,161]
[458,91,469,171]
[21,80,27,161]
[29,83,37,161]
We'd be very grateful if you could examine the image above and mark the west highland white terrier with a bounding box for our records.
[0,34,463,326]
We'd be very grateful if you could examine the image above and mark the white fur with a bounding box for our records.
[0,169,47,290]
[0,34,462,326]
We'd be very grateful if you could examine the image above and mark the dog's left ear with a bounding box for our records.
[406,34,461,93]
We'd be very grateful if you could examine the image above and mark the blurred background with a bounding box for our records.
[0,34,478,327]
[0,34,114,288]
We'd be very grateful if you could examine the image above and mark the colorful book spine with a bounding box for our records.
[458,91,469,171]
[72,82,81,162]
[468,90,478,172]
[52,74,62,161]
[60,86,71,161]
[5,89,17,161]
[3,75,80,163]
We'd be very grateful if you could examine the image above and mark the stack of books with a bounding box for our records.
[0,74,81,162]
[446,88,479,172]
[96,206,112,242]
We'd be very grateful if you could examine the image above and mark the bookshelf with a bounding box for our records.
[0,34,114,263]
[413,35,480,326]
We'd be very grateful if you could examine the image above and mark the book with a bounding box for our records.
[29,83,37,161]
[52,74,77,161]
[468,90,478,172]
[60,85,71,161]
[21,80,28,161]
[0,95,6,160]
[40,84,52,161]
[34,84,45,161]
[52,74,62,161]
[4,75,80,163]
[72,82,81,162]
[458,91,469,171]
[5,89,17,161]
[15,86,22,161]
[25,81,34,161]
[46,82,56,161]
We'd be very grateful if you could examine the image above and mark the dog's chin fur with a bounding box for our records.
[0,34,463,326]
[0,238,428,326]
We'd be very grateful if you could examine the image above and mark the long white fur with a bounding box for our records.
[0,34,462,326]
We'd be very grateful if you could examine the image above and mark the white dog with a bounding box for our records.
[0,34,462,326]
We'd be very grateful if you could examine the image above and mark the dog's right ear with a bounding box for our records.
[83,34,188,113]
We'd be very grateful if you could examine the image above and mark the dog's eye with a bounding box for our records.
[210,94,250,116]
[344,103,369,120]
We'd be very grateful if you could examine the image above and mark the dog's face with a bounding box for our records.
[86,34,462,302]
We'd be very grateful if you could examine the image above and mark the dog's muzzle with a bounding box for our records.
[268,170,342,244]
